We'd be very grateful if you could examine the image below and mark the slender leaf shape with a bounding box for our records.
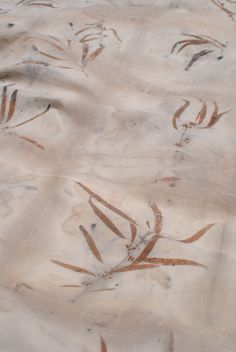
[79,225,103,263]
[180,223,215,243]
[10,104,50,129]
[82,43,89,65]
[144,257,206,267]
[205,102,229,128]
[18,136,45,149]
[133,234,159,263]
[85,46,104,63]
[107,28,122,42]
[7,89,18,122]
[111,263,160,273]
[151,203,162,234]
[76,182,136,224]
[0,86,7,122]
[185,49,214,71]
[196,99,207,124]
[89,198,125,239]
[51,259,96,276]
[177,39,209,53]
[172,99,190,129]
[130,223,137,242]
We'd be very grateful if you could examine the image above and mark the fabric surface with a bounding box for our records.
[0,0,236,351]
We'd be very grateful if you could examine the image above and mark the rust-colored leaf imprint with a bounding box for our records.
[171,98,230,147]
[0,85,50,149]
[171,34,226,70]
[51,182,215,289]
[209,0,236,21]
[22,22,122,72]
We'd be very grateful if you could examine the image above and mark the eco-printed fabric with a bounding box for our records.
[0,0,236,351]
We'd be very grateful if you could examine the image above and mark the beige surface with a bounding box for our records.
[0,0,236,351]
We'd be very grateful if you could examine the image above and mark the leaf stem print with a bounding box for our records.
[171,98,230,147]
[0,86,50,149]
[51,183,216,289]
[171,33,226,70]
[209,0,235,20]
[172,99,190,130]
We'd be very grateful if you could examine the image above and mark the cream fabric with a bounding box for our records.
[0,0,236,351]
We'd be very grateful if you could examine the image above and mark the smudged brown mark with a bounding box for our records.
[80,33,102,43]
[81,37,101,43]
[27,2,55,7]
[150,203,162,234]
[185,49,214,71]
[177,39,209,53]
[90,288,116,292]
[133,234,159,263]
[209,0,235,20]
[89,198,126,239]
[61,284,82,288]
[76,182,137,224]
[204,101,229,128]
[130,223,137,242]
[100,336,108,352]
[18,136,45,149]
[0,86,7,122]
[169,331,175,352]
[7,89,18,122]
[51,260,96,276]
[195,99,207,124]
[75,26,94,36]
[79,225,104,263]
[10,104,50,128]
[35,46,64,60]
[56,66,73,70]
[85,46,105,64]
[172,99,190,129]
[180,223,215,243]
[160,177,180,183]
[111,263,160,273]
[107,28,122,42]
[144,257,206,268]
[15,60,49,66]
[82,43,89,66]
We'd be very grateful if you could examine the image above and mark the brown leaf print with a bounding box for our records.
[76,182,136,224]
[180,223,215,243]
[185,49,214,71]
[204,101,229,128]
[79,225,104,263]
[133,234,159,263]
[209,0,235,20]
[89,198,126,239]
[195,99,207,124]
[144,257,206,268]
[0,86,7,122]
[151,203,162,234]
[51,260,96,276]
[6,89,18,122]
[111,263,160,273]
[172,99,190,129]
[85,46,105,64]
[130,223,137,243]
